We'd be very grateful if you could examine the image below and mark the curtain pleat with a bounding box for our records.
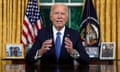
[117,0,120,60]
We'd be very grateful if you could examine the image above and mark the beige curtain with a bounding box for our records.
[0,0,28,64]
[93,0,120,60]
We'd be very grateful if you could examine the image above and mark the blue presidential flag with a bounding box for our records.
[80,0,101,58]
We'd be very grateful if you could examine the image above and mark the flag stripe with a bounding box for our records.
[22,31,27,44]
[23,19,34,42]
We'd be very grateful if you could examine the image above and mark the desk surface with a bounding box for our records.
[0,59,119,72]
[0,63,117,72]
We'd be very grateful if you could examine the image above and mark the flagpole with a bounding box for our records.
[38,0,40,10]
[88,0,90,23]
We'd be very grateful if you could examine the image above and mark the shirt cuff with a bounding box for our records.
[34,50,42,60]
[70,49,80,59]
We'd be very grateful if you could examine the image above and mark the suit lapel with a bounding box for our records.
[45,27,56,56]
[60,27,71,58]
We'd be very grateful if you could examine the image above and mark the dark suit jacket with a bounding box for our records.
[25,26,89,65]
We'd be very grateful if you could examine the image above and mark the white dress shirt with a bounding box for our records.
[53,26,65,45]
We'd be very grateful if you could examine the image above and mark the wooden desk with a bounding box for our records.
[0,58,116,72]
[7,58,113,64]
[0,63,116,72]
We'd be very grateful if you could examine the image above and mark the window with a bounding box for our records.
[39,0,84,31]
[40,0,83,3]
[40,0,52,3]
[71,0,83,2]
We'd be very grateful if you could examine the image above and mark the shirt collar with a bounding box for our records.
[52,26,65,35]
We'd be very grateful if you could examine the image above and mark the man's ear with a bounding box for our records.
[50,13,52,21]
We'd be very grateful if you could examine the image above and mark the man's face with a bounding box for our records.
[50,4,68,30]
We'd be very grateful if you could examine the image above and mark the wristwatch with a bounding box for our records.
[70,49,80,59]
[34,50,42,60]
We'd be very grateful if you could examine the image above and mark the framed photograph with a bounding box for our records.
[4,44,24,59]
[85,47,99,58]
[100,42,115,60]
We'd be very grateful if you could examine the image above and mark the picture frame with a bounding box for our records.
[85,47,99,58]
[4,44,24,59]
[100,42,115,60]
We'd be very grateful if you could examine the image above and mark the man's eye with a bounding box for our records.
[54,12,59,15]
[61,12,65,15]
[54,12,66,15]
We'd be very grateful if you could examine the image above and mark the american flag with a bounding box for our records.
[21,0,42,46]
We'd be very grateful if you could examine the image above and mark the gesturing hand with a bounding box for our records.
[64,37,74,55]
[38,39,52,56]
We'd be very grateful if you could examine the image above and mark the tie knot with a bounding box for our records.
[56,32,61,36]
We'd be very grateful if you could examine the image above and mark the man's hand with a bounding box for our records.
[64,37,74,55]
[38,39,52,56]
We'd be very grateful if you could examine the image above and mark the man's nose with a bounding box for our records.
[57,13,63,19]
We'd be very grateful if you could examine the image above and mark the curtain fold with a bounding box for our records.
[117,0,120,59]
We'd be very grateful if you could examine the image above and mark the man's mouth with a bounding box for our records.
[56,20,63,24]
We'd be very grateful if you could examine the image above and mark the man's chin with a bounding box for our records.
[55,26,64,30]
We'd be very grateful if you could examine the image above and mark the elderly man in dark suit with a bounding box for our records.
[25,3,89,65]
